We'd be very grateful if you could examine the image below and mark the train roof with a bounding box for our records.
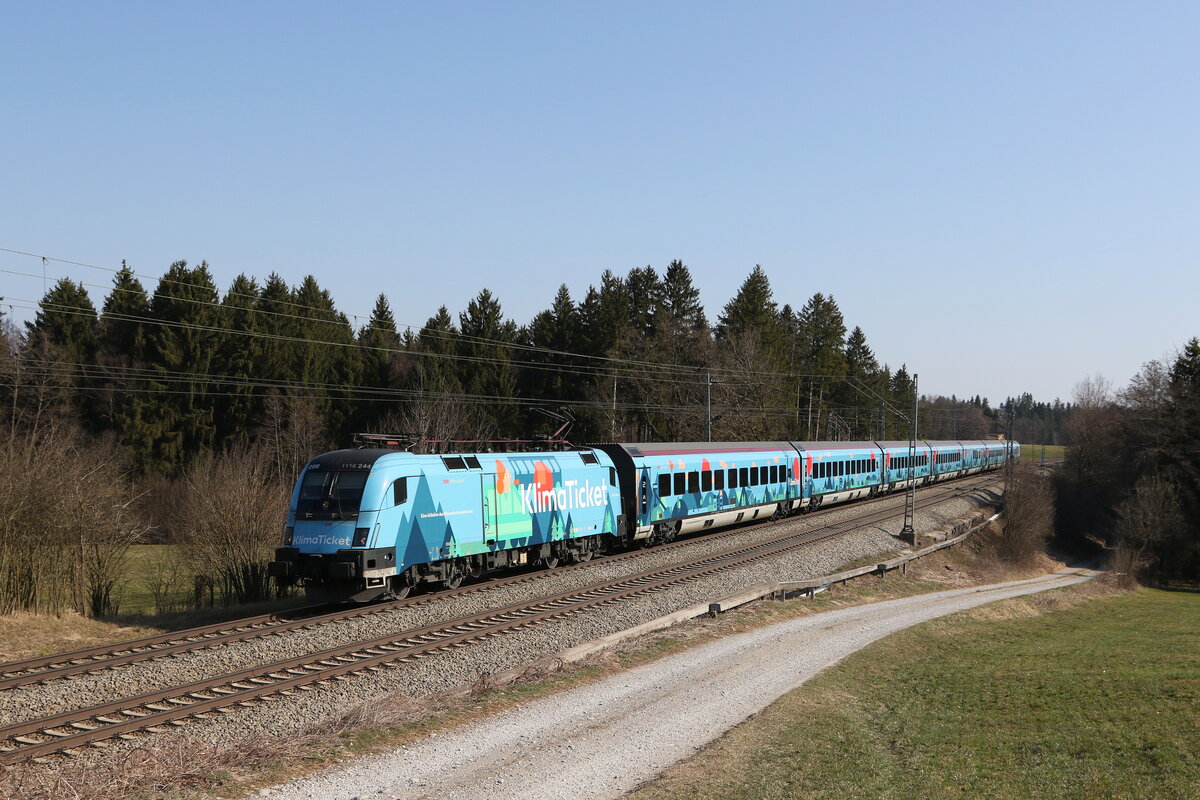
[601,441,795,457]
[791,441,880,451]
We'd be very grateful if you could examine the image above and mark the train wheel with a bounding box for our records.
[571,539,595,563]
[441,558,467,590]
[388,568,416,600]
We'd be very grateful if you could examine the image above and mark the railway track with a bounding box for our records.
[0,474,999,692]
[0,474,1000,692]
[0,476,999,764]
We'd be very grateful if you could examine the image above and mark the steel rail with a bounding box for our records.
[0,478,997,764]
[0,473,1001,690]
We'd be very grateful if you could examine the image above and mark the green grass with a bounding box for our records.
[119,544,178,615]
[113,544,306,629]
[1021,444,1065,462]
[627,587,1200,800]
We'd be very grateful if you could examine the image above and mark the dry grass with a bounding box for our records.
[0,612,162,664]
[0,511,1083,800]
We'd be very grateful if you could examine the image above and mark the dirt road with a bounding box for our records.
[261,567,1097,800]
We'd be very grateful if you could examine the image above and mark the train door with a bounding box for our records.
[481,471,498,547]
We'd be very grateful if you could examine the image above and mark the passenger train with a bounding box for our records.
[269,438,1018,602]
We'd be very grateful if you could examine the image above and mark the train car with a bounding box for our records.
[984,441,1013,470]
[926,440,966,483]
[877,440,932,489]
[960,440,989,475]
[593,442,801,546]
[793,441,885,510]
[269,446,623,602]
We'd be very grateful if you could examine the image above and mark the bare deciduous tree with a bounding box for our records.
[1112,476,1185,586]
[0,423,146,616]
[173,446,290,605]
[993,461,1055,565]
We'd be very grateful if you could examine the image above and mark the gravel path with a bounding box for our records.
[259,566,1097,800]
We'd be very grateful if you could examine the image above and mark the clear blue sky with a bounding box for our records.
[2,1,1197,405]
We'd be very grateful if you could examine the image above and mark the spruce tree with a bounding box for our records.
[624,265,664,335]
[356,293,403,429]
[715,265,782,351]
[27,278,98,361]
[212,274,261,448]
[413,306,462,394]
[660,259,707,331]
[291,275,360,441]
[98,262,151,437]
[255,272,298,385]
[578,270,632,357]
[23,279,99,428]
[840,325,882,438]
[521,284,584,423]
[795,293,848,439]
[124,261,220,475]
[458,289,519,434]
[1167,338,1200,509]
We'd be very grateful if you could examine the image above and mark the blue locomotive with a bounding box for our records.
[269,437,1018,602]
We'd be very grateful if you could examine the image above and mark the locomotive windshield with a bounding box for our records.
[296,469,369,517]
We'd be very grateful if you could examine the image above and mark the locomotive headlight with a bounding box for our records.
[283,526,294,545]
[352,527,370,547]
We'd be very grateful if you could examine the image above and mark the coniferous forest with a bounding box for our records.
[0,257,1080,615]
[5,258,1054,478]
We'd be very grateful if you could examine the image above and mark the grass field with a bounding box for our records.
[627,586,1199,800]
[120,544,177,615]
[1021,443,1065,462]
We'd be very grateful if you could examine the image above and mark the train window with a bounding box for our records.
[687,472,700,493]
[769,465,778,483]
[740,467,750,486]
[760,466,769,484]
[392,478,407,506]
[674,472,686,495]
[464,456,482,469]
[702,471,712,492]
[658,474,671,497]
[580,452,599,465]
[441,456,467,470]
[609,467,617,486]
[714,470,725,490]
[728,468,738,488]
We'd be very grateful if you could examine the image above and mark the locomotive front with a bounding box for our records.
[268,448,410,603]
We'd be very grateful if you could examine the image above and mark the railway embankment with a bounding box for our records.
[1,477,1007,799]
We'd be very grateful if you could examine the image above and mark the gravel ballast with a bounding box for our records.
[260,566,1097,800]
[0,480,999,763]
